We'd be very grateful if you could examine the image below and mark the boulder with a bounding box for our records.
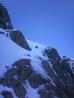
[44,47,61,63]
[10,30,31,51]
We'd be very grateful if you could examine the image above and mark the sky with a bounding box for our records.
[0,0,74,58]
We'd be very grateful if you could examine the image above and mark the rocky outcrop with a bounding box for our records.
[0,3,74,98]
[0,3,31,51]
[10,30,31,51]
[44,47,61,61]
[0,56,74,98]
[0,3,13,30]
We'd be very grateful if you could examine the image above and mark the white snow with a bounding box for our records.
[0,34,51,79]
[0,35,29,77]
[0,28,9,37]
[69,60,74,74]
[0,85,18,98]
[25,81,40,98]
[27,40,47,57]
[9,28,18,32]
[0,33,52,98]
[31,58,49,80]
[0,28,6,33]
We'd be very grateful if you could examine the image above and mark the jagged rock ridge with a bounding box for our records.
[0,3,74,98]
[0,3,13,30]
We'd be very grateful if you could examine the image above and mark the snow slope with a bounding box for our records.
[0,3,74,98]
[0,34,50,78]
[0,31,74,98]
[0,32,52,98]
[0,34,27,77]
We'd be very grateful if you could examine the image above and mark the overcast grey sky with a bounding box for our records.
[0,0,74,58]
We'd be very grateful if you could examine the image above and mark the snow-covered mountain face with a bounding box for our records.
[0,3,74,98]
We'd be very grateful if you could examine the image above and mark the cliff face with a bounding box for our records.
[0,3,74,98]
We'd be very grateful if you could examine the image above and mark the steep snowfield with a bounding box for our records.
[0,33,52,98]
[27,39,48,57]
[0,34,28,77]
[0,34,51,78]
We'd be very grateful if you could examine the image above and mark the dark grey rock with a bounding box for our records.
[10,30,31,51]
[28,72,46,88]
[0,77,26,98]
[41,60,58,81]
[38,88,52,98]
[0,3,13,30]
[2,91,13,98]
[14,59,33,81]
[11,78,26,98]
[44,47,61,63]
[0,31,4,35]
[41,59,74,98]
[35,45,39,49]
